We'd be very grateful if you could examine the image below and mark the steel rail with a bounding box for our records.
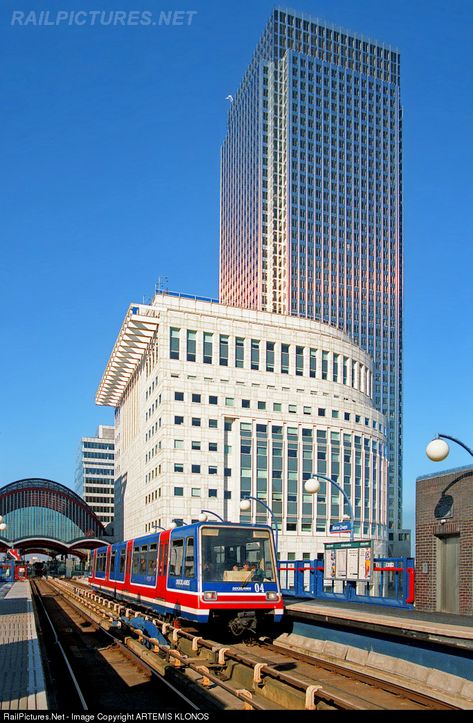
[30,579,89,710]
[36,578,201,711]
[261,640,460,711]
[52,578,462,711]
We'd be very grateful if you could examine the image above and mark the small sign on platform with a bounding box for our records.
[324,540,373,582]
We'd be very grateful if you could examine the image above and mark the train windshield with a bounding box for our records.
[201,526,276,583]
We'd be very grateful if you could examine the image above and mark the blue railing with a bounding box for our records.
[278,557,415,608]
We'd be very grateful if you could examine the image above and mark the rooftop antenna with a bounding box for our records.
[156,276,169,295]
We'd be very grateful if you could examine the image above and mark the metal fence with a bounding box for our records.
[278,557,415,608]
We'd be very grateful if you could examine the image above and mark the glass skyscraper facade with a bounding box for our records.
[75,425,115,527]
[220,9,405,553]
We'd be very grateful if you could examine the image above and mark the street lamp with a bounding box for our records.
[198,510,225,522]
[426,434,473,462]
[151,522,177,532]
[240,496,279,553]
[304,474,355,542]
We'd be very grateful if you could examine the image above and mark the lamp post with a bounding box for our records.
[151,522,177,532]
[240,496,279,553]
[304,474,355,542]
[198,510,225,522]
[426,434,473,462]
[0,517,7,563]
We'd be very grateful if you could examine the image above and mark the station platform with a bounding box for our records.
[285,599,473,651]
[283,598,473,683]
[0,581,48,710]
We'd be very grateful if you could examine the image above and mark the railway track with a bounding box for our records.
[30,577,465,711]
[30,578,215,711]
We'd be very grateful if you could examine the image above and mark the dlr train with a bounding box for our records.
[88,520,284,636]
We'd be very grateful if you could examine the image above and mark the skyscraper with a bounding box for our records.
[74,425,115,528]
[220,9,405,554]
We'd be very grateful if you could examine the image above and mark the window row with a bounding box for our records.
[173,410,383,432]
[169,327,372,394]
[173,487,232,499]
[173,463,232,476]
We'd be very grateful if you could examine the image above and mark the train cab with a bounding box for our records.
[196,523,282,634]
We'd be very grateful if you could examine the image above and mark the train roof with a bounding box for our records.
[94,521,275,551]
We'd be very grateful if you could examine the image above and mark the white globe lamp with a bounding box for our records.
[304,478,321,495]
[426,438,449,462]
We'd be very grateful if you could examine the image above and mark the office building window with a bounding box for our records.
[235,337,245,368]
[170,328,180,360]
[203,332,213,364]
[251,339,260,370]
[322,351,329,380]
[219,335,229,366]
[187,330,196,362]
[266,341,275,372]
[296,346,304,376]
[281,344,289,374]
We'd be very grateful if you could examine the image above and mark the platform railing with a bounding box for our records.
[278,557,415,608]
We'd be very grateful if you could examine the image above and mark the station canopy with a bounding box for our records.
[0,478,113,556]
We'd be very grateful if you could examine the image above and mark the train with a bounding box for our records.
[88,520,284,636]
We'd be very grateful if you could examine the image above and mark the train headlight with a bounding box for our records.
[265,592,279,601]
[203,591,218,601]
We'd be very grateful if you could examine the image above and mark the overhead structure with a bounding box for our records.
[0,478,111,555]
[96,304,160,407]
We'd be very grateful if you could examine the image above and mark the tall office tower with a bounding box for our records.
[74,425,115,528]
[220,9,406,555]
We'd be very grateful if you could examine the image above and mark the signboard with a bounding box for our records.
[7,548,21,561]
[324,540,372,582]
[357,544,372,582]
[329,521,353,533]
[346,547,359,580]
[335,547,347,579]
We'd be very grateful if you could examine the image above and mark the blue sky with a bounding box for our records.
[0,0,472,541]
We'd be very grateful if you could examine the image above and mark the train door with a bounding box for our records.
[156,531,170,599]
[105,546,112,581]
[167,530,197,593]
[124,540,133,585]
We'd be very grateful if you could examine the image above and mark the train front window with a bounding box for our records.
[201,527,276,582]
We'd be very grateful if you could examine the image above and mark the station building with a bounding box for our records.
[96,292,388,559]
[416,465,473,615]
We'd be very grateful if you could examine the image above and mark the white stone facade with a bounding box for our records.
[98,293,388,559]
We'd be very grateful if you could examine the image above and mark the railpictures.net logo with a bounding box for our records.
[9,7,198,28]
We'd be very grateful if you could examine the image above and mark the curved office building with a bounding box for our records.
[97,294,389,558]
[0,478,106,545]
